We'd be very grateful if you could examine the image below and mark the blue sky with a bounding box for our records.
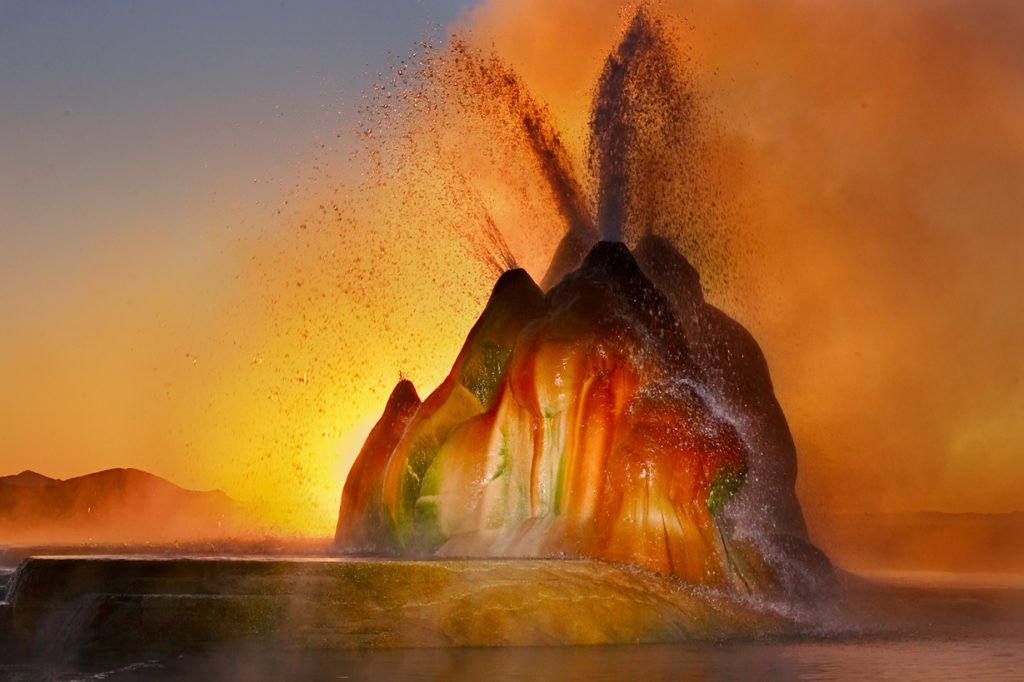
[0,0,475,319]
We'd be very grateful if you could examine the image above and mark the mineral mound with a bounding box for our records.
[337,239,830,596]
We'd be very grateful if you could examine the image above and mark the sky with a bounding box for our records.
[2,0,1022,535]
[0,0,479,530]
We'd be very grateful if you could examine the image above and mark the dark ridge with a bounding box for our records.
[540,230,596,291]
[0,471,55,487]
[633,234,703,305]
[579,240,643,276]
[387,379,421,412]
[488,267,539,301]
[0,467,251,545]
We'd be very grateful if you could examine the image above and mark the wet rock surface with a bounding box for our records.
[337,242,830,596]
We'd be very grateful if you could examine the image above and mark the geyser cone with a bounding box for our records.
[337,241,831,597]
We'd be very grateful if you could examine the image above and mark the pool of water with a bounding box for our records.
[2,635,1021,681]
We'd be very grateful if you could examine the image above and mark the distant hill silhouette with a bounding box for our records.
[0,468,261,544]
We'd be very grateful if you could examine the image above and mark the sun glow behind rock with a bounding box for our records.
[217,37,619,533]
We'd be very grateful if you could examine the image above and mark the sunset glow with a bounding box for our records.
[2,0,1023,542]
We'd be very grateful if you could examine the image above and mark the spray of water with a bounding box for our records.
[589,8,715,249]
[370,7,729,289]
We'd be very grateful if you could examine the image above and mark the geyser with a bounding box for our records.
[335,7,829,598]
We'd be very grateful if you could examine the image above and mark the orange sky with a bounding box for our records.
[455,0,1024,520]
[2,1,1022,535]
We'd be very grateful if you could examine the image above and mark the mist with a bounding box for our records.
[458,0,1024,522]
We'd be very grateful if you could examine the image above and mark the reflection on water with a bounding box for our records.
[3,637,1021,682]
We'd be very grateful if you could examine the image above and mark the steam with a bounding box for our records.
[460,0,1024,531]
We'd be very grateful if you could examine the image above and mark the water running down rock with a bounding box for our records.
[337,240,831,597]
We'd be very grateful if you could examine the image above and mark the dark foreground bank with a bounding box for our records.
[1,556,1022,680]
[0,556,802,665]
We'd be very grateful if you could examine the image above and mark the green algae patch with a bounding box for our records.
[706,464,747,517]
